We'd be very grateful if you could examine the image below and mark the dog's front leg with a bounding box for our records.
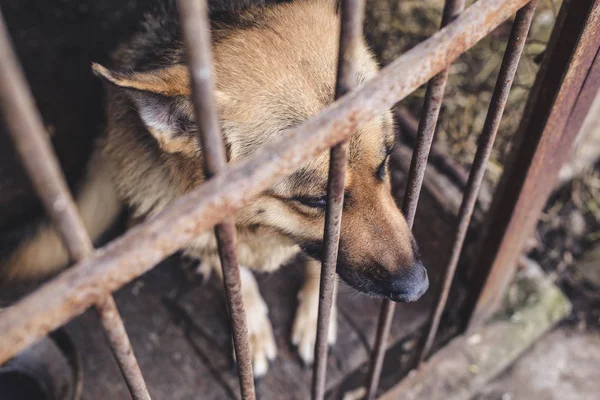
[291,259,338,366]
[213,264,277,378]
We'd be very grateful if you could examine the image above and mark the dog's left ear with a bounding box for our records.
[92,63,227,156]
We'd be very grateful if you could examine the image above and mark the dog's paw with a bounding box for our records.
[234,283,277,378]
[248,309,278,378]
[291,286,337,366]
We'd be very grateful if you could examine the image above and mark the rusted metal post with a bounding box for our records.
[364,1,466,398]
[0,0,531,366]
[465,0,600,332]
[176,0,255,398]
[311,0,365,399]
[418,0,538,364]
[0,8,151,400]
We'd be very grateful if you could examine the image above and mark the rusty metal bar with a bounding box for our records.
[364,0,466,398]
[0,8,151,400]
[418,0,538,364]
[176,0,255,398]
[311,0,365,398]
[0,0,530,365]
[465,0,600,332]
[0,18,92,264]
[395,105,469,190]
[95,298,151,399]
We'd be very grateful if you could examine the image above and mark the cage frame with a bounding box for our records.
[0,0,599,399]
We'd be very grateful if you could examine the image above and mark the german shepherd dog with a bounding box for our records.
[1,0,428,377]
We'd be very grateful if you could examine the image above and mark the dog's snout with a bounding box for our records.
[387,261,429,303]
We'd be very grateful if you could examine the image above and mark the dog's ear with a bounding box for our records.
[92,63,228,156]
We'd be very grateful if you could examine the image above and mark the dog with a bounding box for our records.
[1,0,428,378]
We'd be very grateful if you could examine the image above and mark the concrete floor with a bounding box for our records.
[473,327,600,400]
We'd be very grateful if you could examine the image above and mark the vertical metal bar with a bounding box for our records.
[364,1,466,398]
[176,1,255,398]
[465,0,600,333]
[417,0,538,364]
[311,0,365,398]
[0,8,151,400]
[395,105,470,190]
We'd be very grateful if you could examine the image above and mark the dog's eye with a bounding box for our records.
[377,146,395,181]
[377,155,390,180]
[295,196,327,209]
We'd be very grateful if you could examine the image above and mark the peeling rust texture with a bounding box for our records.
[0,8,151,400]
[466,0,600,332]
[311,0,365,398]
[0,0,530,366]
[176,0,255,398]
[364,0,467,398]
[419,0,539,365]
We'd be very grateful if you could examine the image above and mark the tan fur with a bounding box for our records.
[99,0,409,277]
[1,142,121,281]
[291,258,337,364]
[92,63,191,96]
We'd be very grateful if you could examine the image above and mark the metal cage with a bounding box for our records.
[0,0,598,399]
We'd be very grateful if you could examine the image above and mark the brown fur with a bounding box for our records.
[1,0,427,376]
[97,0,416,281]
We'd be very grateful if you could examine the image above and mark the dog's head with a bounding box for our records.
[94,0,428,303]
[262,122,429,303]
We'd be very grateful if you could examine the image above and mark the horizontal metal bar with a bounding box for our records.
[0,0,530,365]
[465,0,600,333]
[0,8,151,399]
[311,0,365,398]
[364,0,466,397]
[418,0,538,364]
[176,0,255,398]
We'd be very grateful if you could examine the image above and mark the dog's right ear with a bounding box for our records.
[92,63,228,156]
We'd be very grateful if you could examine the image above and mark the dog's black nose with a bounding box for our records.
[387,261,429,303]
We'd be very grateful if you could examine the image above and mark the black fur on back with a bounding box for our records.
[112,0,295,71]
